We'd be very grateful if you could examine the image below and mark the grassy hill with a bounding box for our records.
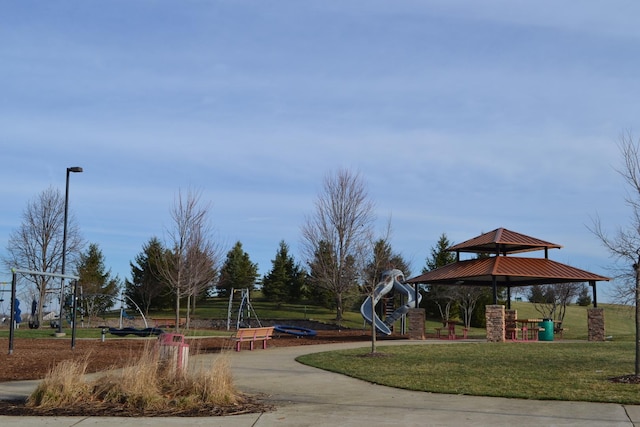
[160,297,637,341]
[4,296,633,341]
[511,301,635,341]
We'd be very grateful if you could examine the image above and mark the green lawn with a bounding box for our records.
[2,300,634,341]
[2,299,639,404]
[509,302,635,341]
[297,341,640,404]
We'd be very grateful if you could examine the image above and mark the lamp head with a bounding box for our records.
[68,167,83,173]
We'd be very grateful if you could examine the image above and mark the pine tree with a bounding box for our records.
[262,241,306,304]
[218,241,259,297]
[75,243,119,326]
[423,233,457,325]
[365,239,411,284]
[423,233,457,273]
[125,237,171,315]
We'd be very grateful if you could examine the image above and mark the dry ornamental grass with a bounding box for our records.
[12,342,270,416]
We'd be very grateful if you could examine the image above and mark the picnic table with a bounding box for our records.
[515,319,544,341]
[435,321,468,340]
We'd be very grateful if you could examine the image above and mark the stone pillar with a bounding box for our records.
[587,308,605,342]
[486,305,505,342]
[505,309,517,329]
[407,308,426,340]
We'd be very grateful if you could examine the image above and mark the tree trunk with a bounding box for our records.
[185,293,191,331]
[335,293,343,323]
[371,289,377,353]
[37,285,46,325]
[175,287,181,333]
[635,261,640,376]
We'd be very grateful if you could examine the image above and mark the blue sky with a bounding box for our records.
[1,1,638,302]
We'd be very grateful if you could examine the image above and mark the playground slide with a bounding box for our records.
[383,282,422,325]
[360,269,422,335]
[360,294,392,335]
[360,270,396,336]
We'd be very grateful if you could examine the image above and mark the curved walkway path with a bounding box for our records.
[1,338,640,426]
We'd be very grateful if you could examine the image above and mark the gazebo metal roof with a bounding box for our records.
[447,227,562,255]
[406,256,609,287]
[406,228,610,306]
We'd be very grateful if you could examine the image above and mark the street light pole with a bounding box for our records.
[59,166,83,334]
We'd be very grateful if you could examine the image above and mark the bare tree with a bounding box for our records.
[590,131,640,376]
[156,189,221,331]
[183,226,221,324]
[455,286,485,329]
[302,169,376,321]
[2,186,83,325]
[531,283,581,327]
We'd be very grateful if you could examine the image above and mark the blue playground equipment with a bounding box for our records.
[274,325,317,337]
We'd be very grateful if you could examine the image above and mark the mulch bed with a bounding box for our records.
[609,374,640,384]
[0,328,379,417]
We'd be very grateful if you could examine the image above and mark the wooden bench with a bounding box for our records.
[554,326,567,339]
[506,327,520,341]
[152,317,186,328]
[233,327,275,352]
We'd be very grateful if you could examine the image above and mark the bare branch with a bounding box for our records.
[302,169,376,321]
[155,188,221,331]
[2,186,84,325]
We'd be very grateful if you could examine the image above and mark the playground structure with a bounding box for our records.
[360,269,422,335]
[105,293,165,337]
[7,268,80,354]
[0,281,10,323]
[226,288,262,330]
[273,325,317,337]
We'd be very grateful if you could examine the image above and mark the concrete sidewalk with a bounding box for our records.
[1,339,639,426]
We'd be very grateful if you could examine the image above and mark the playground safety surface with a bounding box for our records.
[2,335,640,425]
[0,329,382,381]
[0,329,383,416]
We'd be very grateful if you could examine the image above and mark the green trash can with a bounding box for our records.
[538,319,554,341]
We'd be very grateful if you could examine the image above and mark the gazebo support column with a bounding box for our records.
[407,308,426,340]
[492,277,498,304]
[485,305,505,342]
[587,308,605,341]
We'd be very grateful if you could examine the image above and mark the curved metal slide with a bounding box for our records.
[360,269,422,335]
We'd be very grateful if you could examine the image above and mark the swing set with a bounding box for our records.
[6,268,80,355]
[226,288,261,330]
[0,281,10,323]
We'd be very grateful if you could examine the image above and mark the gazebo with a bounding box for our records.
[407,227,610,307]
[405,228,610,341]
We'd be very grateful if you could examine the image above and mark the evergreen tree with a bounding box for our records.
[365,239,411,284]
[218,241,259,297]
[576,284,592,306]
[307,240,341,309]
[125,237,172,315]
[262,241,306,304]
[423,233,458,325]
[423,233,457,273]
[528,285,547,303]
[75,243,119,326]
